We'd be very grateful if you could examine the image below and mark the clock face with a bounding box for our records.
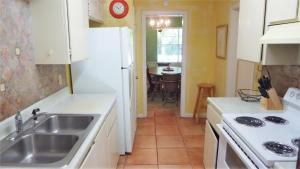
[113,2,125,15]
[109,0,129,19]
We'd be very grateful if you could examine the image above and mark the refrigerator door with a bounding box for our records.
[71,28,127,154]
[122,64,136,152]
[121,27,134,68]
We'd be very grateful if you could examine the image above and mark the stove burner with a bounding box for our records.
[263,141,297,157]
[264,116,288,124]
[235,116,265,127]
[292,138,300,148]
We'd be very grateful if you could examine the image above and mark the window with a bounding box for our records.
[157,28,182,63]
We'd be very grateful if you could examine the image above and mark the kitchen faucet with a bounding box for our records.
[14,108,42,134]
[15,111,23,133]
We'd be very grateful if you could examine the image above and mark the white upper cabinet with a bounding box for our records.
[30,0,88,64]
[88,0,104,23]
[266,0,300,25]
[237,0,266,62]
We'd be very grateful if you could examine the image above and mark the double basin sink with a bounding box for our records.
[0,114,100,168]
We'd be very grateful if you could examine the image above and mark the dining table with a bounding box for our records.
[149,66,182,76]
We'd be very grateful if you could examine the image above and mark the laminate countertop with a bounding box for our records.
[0,88,117,169]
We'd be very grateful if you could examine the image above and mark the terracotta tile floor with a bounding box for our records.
[117,100,206,169]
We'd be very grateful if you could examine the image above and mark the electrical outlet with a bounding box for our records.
[58,74,63,86]
[0,83,5,92]
[15,47,21,56]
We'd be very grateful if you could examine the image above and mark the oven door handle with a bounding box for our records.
[217,124,258,169]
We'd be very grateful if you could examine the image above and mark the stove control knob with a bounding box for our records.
[290,91,296,97]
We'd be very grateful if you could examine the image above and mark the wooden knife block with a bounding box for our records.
[260,88,283,110]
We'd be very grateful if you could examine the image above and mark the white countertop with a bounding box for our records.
[0,88,117,169]
[207,97,297,169]
[207,97,286,115]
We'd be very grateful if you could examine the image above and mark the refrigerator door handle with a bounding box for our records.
[121,67,129,69]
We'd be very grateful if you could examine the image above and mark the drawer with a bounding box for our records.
[207,104,222,134]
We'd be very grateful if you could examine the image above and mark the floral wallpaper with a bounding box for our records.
[262,65,300,97]
[0,0,67,121]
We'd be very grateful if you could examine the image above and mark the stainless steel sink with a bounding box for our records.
[0,113,100,167]
[35,115,95,133]
[0,134,78,164]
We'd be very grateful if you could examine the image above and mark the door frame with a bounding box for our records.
[225,3,240,97]
[141,10,188,117]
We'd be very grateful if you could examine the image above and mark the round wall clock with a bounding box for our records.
[109,0,129,19]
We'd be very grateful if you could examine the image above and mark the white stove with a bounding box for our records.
[217,88,300,169]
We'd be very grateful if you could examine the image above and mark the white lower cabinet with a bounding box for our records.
[80,104,119,169]
[203,121,218,169]
[80,127,108,169]
[107,120,119,169]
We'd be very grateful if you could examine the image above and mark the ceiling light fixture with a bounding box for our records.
[149,17,171,32]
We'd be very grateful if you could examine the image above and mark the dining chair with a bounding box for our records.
[161,73,180,104]
[147,67,162,100]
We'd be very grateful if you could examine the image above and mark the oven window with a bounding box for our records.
[225,145,247,168]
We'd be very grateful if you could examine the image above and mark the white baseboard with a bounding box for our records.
[180,112,193,117]
[137,113,147,118]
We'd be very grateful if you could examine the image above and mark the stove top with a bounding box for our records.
[222,110,300,167]
[235,116,265,127]
[221,88,300,167]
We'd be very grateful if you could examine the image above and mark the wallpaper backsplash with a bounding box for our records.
[262,65,300,97]
[0,0,67,121]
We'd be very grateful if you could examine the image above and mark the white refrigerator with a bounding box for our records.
[71,27,136,154]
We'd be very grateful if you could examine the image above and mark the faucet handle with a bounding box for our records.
[32,108,40,120]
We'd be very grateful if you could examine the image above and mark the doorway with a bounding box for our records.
[142,11,187,117]
[225,4,257,96]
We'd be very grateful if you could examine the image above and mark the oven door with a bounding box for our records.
[216,124,267,169]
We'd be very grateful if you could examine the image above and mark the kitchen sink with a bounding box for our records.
[35,115,95,133]
[0,134,78,164]
[0,113,100,167]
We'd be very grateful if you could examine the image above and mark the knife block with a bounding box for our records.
[260,88,283,110]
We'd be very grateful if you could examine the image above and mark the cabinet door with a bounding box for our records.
[266,0,299,25]
[80,128,108,169]
[203,121,218,169]
[30,0,70,64]
[237,0,266,63]
[67,0,89,62]
[89,0,104,23]
[107,119,119,169]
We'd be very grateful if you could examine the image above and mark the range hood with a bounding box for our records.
[260,22,300,44]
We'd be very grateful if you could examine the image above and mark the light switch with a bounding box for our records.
[0,83,5,92]
[15,48,21,56]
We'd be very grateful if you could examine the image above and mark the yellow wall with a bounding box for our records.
[135,0,218,114]
[214,1,232,97]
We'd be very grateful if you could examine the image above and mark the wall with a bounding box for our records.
[146,18,157,62]
[135,0,218,115]
[213,1,241,97]
[262,66,300,97]
[0,0,67,121]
